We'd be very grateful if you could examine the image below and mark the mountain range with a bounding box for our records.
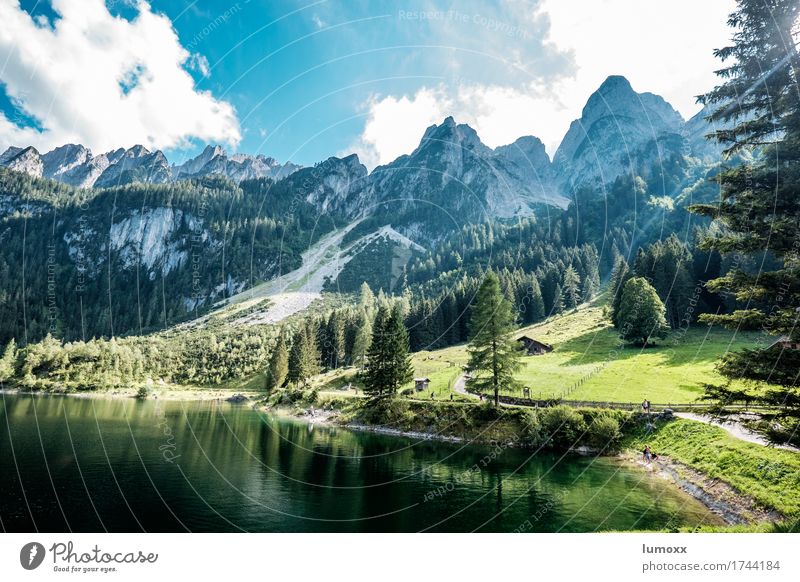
[1,75,721,204]
[0,75,728,343]
[0,142,302,188]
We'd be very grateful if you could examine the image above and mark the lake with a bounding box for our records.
[0,394,723,532]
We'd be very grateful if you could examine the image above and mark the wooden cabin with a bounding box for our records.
[414,378,430,392]
[517,335,553,356]
[767,335,800,351]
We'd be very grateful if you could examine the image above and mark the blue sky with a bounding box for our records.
[1,0,735,169]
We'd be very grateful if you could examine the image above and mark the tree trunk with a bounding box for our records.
[492,338,499,408]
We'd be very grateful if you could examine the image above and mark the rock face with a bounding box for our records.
[173,145,302,182]
[365,116,567,239]
[684,105,731,161]
[0,142,302,187]
[60,206,216,282]
[552,75,685,196]
[1,146,43,177]
[295,154,370,216]
[94,146,172,187]
[41,144,91,179]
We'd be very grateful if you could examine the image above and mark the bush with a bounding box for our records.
[586,413,622,450]
[540,406,587,450]
[303,388,319,405]
[360,398,411,425]
[517,408,542,446]
[135,386,149,400]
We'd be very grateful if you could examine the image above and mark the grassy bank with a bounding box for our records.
[264,386,633,451]
[623,417,800,519]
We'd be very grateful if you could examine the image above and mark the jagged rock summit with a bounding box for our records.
[0,142,302,188]
[552,75,686,195]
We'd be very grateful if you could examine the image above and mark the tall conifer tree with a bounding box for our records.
[689,0,800,428]
[466,271,523,407]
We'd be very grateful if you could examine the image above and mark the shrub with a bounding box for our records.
[135,385,149,400]
[517,408,542,446]
[303,388,319,405]
[540,406,587,450]
[360,398,411,425]
[586,413,622,450]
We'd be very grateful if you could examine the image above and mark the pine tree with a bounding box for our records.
[609,257,633,328]
[359,281,375,314]
[326,310,347,369]
[287,324,320,386]
[562,265,581,309]
[466,271,523,407]
[616,278,669,347]
[265,330,288,390]
[550,283,564,315]
[686,0,800,436]
[303,321,321,379]
[351,308,372,370]
[0,338,17,383]
[363,304,413,401]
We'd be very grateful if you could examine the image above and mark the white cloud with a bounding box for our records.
[311,14,327,29]
[346,88,453,169]
[186,53,210,78]
[347,83,561,169]
[348,0,736,168]
[0,0,240,154]
[538,0,737,125]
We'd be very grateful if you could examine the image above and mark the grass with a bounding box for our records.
[404,345,469,400]
[625,418,800,517]
[305,303,771,406]
[306,345,472,402]
[506,304,770,404]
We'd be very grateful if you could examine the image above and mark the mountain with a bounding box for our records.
[0,146,43,177]
[173,145,302,182]
[552,75,685,197]
[93,146,172,187]
[282,154,370,217]
[41,144,91,180]
[0,75,732,344]
[0,142,302,188]
[367,116,566,239]
[173,144,226,178]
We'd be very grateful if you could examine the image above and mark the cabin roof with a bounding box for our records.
[767,335,792,349]
[517,335,552,347]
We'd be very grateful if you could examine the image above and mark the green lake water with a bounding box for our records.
[0,394,723,532]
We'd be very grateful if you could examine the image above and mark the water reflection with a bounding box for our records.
[0,394,722,532]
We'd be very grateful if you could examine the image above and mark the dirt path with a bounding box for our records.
[453,374,479,399]
[675,412,798,451]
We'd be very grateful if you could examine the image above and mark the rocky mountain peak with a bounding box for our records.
[125,145,151,158]
[414,117,488,159]
[1,146,43,177]
[493,135,552,184]
[41,144,92,178]
[0,146,23,166]
[553,75,686,195]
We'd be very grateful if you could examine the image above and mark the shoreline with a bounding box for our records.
[278,402,783,527]
[0,387,257,402]
[619,452,783,527]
